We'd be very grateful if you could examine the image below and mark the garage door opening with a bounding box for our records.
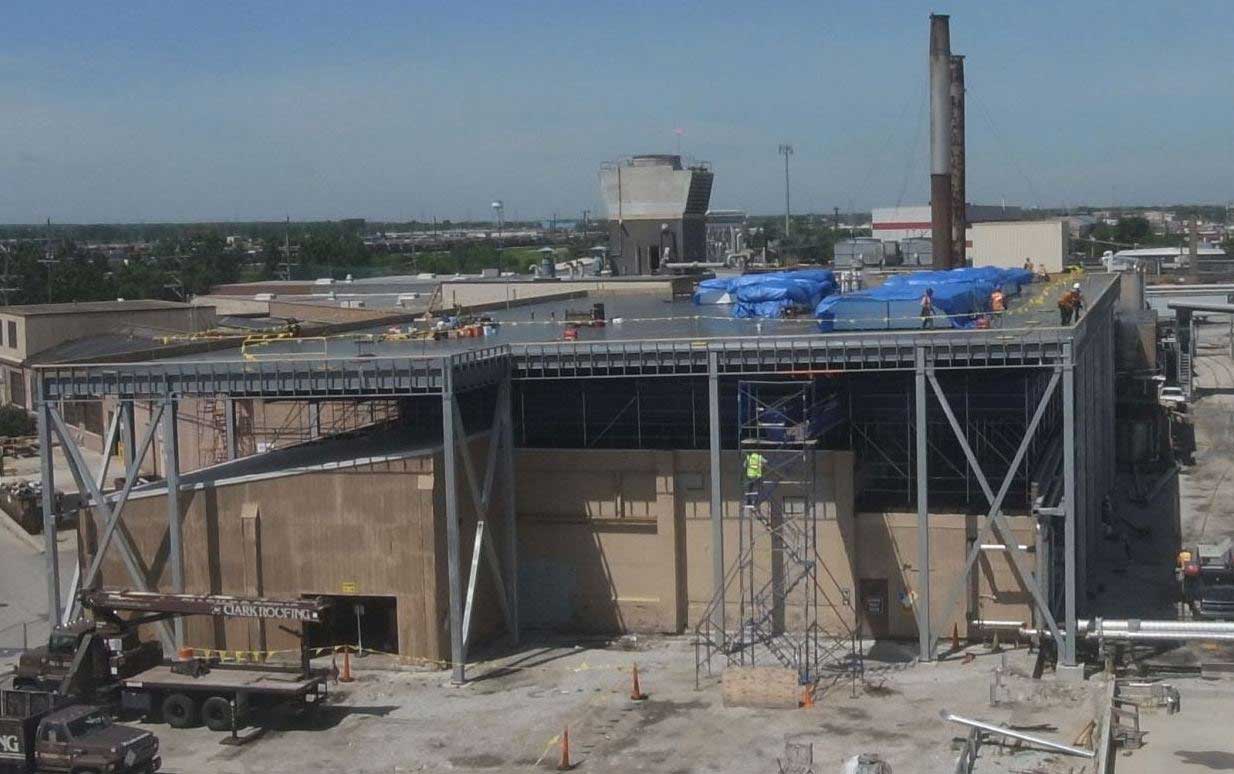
[305,595,399,656]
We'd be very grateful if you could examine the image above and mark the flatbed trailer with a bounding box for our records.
[119,662,329,731]
[17,591,335,733]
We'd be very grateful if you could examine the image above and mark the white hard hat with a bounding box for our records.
[1072,282,1081,290]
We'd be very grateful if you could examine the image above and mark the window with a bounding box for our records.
[6,321,15,349]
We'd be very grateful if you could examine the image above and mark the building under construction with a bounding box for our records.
[29,268,1126,686]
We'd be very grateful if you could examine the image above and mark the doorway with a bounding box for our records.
[304,595,399,655]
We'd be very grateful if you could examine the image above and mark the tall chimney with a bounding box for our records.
[949,55,966,267]
[929,14,954,269]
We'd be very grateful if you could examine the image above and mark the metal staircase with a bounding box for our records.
[695,380,862,692]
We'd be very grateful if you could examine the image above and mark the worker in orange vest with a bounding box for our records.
[1058,283,1084,325]
[990,288,1006,326]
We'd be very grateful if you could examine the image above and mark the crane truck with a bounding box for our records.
[0,688,159,774]
[14,591,333,733]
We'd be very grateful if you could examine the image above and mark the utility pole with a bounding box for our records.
[778,144,794,239]
[279,215,298,281]
[39,218,58,303]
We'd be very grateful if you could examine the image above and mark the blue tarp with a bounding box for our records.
[815,267,1023,331]
[693,269,839,317]
[882,266,1034,296]
[705,269,837,318]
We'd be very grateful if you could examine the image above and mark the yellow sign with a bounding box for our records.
[341,581,359,594]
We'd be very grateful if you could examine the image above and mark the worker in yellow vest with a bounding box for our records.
[745,450,767,501]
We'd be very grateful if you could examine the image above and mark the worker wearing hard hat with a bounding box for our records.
[1057,282,1084,326]
[744,450,767,503]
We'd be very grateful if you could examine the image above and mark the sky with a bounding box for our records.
[2,0,1232,224]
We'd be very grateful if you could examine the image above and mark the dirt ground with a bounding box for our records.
[119,639,1102,774]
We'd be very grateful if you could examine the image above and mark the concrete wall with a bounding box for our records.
[81,443,1038,660]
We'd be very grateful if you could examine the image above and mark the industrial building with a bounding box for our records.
[29,268,1128,685]
[870,204,1025,244]
[599,155,714,274]
[0,300,216,410]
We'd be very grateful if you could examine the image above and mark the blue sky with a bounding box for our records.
[2,1,1232,223]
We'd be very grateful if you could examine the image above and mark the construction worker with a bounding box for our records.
[920,288,936,329]
[744,450,767,501]
[1058,282,1084,326]
[1023,258,1034,273]
[990,287,1006,326]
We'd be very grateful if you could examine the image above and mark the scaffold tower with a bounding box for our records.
[695,379,862,690]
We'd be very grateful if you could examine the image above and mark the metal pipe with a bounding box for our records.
[970,619,1027,629]
[1086,618,1234,633]
[978,544,1030,551]
[940,710,1094,759]
[708,352,724,638]
[929,14,954,269]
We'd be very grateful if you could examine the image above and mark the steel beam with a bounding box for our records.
[162,399,184,647]
[928,368,1063,651]
[48,406,175,649]
[94,408,121,491]
[37,400,62,626]
[915,349,931,660]
[708,351,724,637]
[441,362,465,684]
[1062,353,1077,666]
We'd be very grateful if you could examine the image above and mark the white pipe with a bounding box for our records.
[940,711,1094,759]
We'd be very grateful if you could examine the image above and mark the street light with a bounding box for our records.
[491,200,504,273]
[778,144,794,239]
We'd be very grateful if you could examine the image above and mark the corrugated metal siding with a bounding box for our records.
[968,220,1068,272]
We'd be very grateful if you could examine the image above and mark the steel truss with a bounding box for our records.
[695,379,861,690]
[39,354,519,684]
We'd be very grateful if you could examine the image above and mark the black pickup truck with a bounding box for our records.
[0,688,159,774]
[1178,540,1234,619]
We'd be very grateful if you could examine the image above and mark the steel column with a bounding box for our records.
[37,399,62,626]
[501,378,519,644]
[120,401,136,472]
[915,350,931,660]
[441,361,465,684]
[225,397,238,460]
[162,399,184,647]
[708,351,724,637]
[94,408,121,491]
[1062,353,1077,666]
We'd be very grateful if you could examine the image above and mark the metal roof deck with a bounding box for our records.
[33,274,1118,400]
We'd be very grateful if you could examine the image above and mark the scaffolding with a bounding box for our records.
[695,380,861,690]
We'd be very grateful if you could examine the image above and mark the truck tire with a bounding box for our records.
[201,695,235,732]
[162,692,198,729]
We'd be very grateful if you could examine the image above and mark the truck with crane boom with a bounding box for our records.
[13,591,333,733]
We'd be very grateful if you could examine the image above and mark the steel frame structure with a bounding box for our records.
[34,276,1120,673]
[694,380,860,688]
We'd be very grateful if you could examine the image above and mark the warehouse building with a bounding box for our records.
[38,272,1122,682]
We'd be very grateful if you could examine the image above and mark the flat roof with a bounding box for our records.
[169,273,1086,362]
[0,299,201,317]
[33,274,1120,400]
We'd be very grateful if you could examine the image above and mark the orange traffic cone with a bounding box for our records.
[801,686,815,709]
[630,663,648,701]
[339,648,354,683]
[557,726,574,771]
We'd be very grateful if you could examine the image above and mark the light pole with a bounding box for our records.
[491,200,504,273]
[778,144,794,239]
